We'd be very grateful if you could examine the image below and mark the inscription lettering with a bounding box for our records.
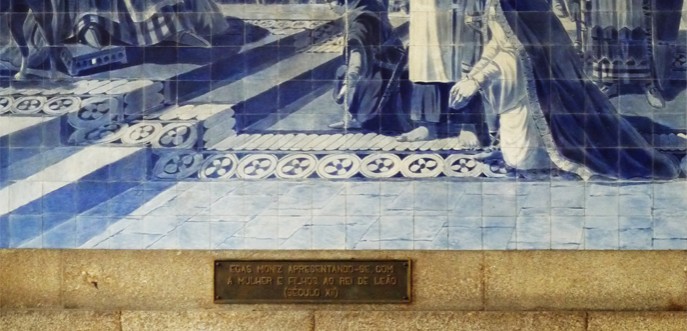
[256,265,283,273]
[284,287,321,297]
[373,275,397,285]
[287,276,319,285]
[214,260,411,303]
[339,276,353,285]
[237,276,272,285]
[229,264,252,273]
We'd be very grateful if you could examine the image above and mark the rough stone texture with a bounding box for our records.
[588,312,687,331]
[0,250,62,308]
[313,311,586,331]
[2,250,686,313]
[121,310,313,331]
[61,250,210,310]
[0,310,120,331]
[484,251,687,311]
[400,251,483,310]
[5,310,687,330]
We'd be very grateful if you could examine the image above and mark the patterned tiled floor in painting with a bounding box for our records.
[9,180,686,250]
[2,2,687,250]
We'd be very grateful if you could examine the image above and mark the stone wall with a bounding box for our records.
[1,250,686,330]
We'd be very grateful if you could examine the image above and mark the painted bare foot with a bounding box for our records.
[455,126,481,149]
[13,59,28,80]
[328,118,361,130]
[396,126,435,142]
[13,70,28,80]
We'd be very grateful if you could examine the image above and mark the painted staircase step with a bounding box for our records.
[210,133,470,152]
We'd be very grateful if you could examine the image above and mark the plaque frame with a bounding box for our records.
[214,259,412,304]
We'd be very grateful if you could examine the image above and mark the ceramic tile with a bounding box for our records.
[0,0,686,250]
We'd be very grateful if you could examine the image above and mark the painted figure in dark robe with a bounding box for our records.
[329,0,412,135]
[0,0,229,74]
[450,0,680,180]
[580,0,684,108]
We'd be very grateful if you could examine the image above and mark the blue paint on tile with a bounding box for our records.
[414,182,449,212]
[75,216,114,247]
[0,215,9,248]
[551,216,584,249]
[619,228,653,249]
[380,215,413,242]
[515,216,551,249]
[585,184,619,216]
[517,183,551,216]
[381,239,413,250]
[178,220,211,249]
[346,193,381,216]
[316,193,348,217]
[281,227,313,249]
[8,214,42,247]
[482,217,516,250]
[416,226,449,250]
[482,183,517,217]
[584,229,619,250]
[654,216,687,239]
[210,221,246,249]
[414,215,447,241]
[652,239,687,250]
[2,147,79,189]
[619,216,653,230]
[103,233,165,250]
[618,185,653,216]
[550,183,585,209]
[482,227,515,250]
[345,216,379,249]
[41,218,77,249]
[1,2,687,251]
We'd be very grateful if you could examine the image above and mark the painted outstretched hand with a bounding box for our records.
[449,79,480,109]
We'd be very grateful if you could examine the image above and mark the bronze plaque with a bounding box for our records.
[214,259,411,304]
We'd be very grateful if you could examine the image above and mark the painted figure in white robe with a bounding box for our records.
[449,0,679,179]
[581,0,684,108]
[399,0,487,143]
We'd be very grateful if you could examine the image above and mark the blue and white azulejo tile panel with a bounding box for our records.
[1,0,687,250]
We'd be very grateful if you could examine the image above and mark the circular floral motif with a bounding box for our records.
[360,153,402,178]
[153,123,198,149]
[199,154,239,179]
[444,154,483,177]
[67,96,121,129]
[69,123,128,145]
[276,154,317,179]
[316,154,361,179]
[12,96,46,115]
[400,154,444,178]
[482,158,510,178]
[121,122,163,145]
[236,154,278,179]
[153,151,204,179]
[0,96,13,114]
[43,96,81,116]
